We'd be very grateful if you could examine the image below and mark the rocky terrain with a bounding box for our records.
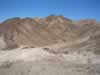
[0,15,100,54]
[0,15,100,75]
[0,15,75,49]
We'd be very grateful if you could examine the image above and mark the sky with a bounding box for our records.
[0,0,100,22]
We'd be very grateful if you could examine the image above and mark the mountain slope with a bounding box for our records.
[0,16,100,54]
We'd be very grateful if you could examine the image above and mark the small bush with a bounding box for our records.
[43,48,50,51]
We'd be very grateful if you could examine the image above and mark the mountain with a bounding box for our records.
[0,15,100,54]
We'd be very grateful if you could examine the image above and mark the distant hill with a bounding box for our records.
[0,15,100,54]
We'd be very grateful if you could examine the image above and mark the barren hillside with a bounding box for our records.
[0,15,100,55]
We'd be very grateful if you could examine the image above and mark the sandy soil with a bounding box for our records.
[0,48,100,75]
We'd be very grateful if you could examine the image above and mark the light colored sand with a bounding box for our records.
[0,36,6,49]
[0,47,93,64]
[0,47,99,75]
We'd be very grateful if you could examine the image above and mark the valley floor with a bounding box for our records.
[0,48,100,75]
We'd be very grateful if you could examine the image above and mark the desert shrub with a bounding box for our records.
[43,48,50,50]
[63,51,69,54]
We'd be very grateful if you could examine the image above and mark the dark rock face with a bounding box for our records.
[0,16,100,51]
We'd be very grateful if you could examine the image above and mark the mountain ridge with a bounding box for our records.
[0,15,100,54]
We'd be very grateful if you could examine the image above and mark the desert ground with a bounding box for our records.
[0,47,100,75]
